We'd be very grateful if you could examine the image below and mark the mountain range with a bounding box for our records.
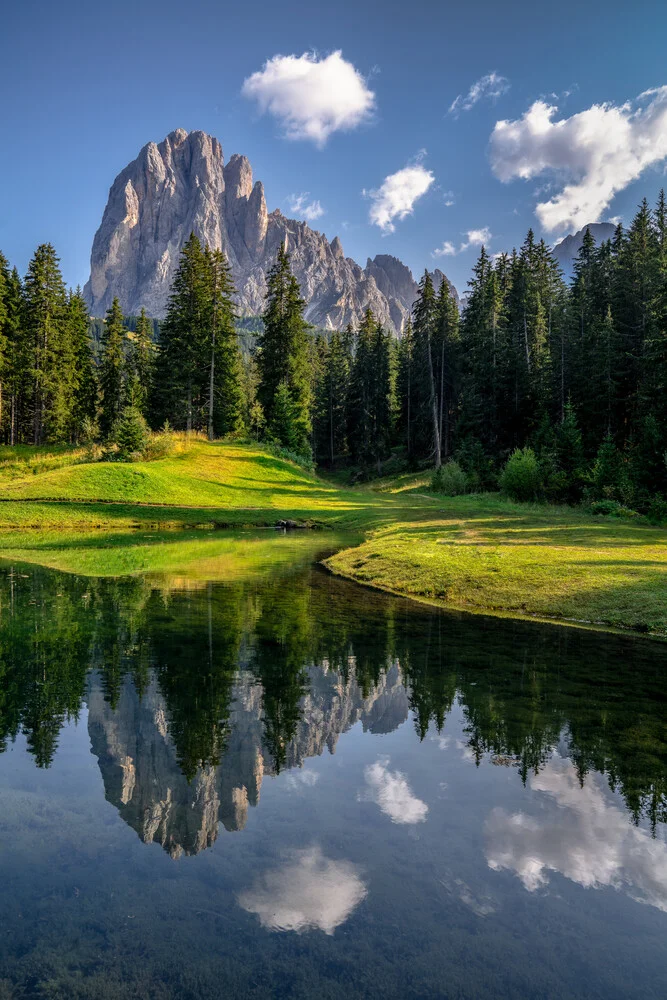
[84,128,457,331]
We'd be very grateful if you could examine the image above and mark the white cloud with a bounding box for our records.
[287,193,325,223]
[485,757,667,912]
[449,72,510,117]
[432,227,492,257]
[443,191,455,207]
[367,162,435,234]
[242,51,375,147]
[237,847,367,934]
[361,757,428,824]
[489,87,667,232]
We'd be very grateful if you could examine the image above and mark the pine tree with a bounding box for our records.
[99,297,127,438]
[4,267,25,444]
[257,245,312,454]
[313,329,351,466]
[0,253,8,440]
[153,233,210,431]
[433,278,460,458]
[347,308,376,466]
[205,248,244,438]
[66,288,96,441]
[126,307,155,419]
[396,318,415,463]
[412,271,441,467]
[23,244,68,443]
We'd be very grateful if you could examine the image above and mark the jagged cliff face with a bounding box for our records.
[87,661,409,857]
[84,129,457,331]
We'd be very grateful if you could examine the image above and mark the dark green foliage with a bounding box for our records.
[112,405,149,459]
[99,297,127,438]
[257,244,312,455]
[590,435,629,503]
[313,327,352,466]
[125,307,155,417]
[347,309,394,471]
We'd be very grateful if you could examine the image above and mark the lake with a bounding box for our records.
[0,530,666,999]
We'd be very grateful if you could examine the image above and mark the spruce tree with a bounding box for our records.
[99,297,127,438]
[205,248,244,438]
[153,233,210,431]
[257,245,312,454]
[23,244,68,443]
[126,307,155,419]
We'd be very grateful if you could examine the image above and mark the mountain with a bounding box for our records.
[553,222,617,278]
[84,128,457,331]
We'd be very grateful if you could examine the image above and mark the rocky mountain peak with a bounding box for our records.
[84,128,458,331]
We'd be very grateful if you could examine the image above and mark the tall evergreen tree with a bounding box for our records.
[257,244,312,454]
[23,244,68,443]
[99,297,127,438]
[153,233,210,432]
[205,248,244,438]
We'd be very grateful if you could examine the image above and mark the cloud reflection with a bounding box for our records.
[485,757,667,912]
[362,757,428,825]
[237,847,367,934]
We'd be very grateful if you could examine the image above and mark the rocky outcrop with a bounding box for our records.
[87,660,408,857]
[84,129,457,331]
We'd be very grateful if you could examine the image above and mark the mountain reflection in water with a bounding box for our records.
[1,553,666,856]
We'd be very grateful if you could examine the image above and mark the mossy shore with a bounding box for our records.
[1,439,665,637]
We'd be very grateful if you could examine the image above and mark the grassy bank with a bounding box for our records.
[0,439,665,636]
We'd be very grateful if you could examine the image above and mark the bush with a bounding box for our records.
[499,448,542,502]
[143,431,176,461]
[587,499,641,519]
[646,496,667,524]
[261,439,315,472]
[431,460,468,496]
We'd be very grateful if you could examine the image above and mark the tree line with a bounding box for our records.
[1,194,666,509]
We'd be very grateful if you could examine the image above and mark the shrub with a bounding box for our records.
[499,448,542,502]
[587,499,641,519]
[431,460,468,496]
[143,431,176,461]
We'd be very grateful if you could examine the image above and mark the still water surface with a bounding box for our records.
[0,531,666,998]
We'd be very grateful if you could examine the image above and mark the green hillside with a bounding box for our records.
[0,439,665,636]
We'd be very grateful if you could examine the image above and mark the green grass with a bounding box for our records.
[1,439,665,637]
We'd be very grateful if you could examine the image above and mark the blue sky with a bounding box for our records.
[2,0,667,297]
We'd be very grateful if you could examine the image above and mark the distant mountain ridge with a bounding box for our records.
[84,128,457,331]
[553,222,617,277]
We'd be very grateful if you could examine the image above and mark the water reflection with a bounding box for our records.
[486,756,667,911]
[1,552,667,865]
[237,847,368,934]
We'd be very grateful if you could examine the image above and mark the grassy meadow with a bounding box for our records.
[0,436,665,636]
